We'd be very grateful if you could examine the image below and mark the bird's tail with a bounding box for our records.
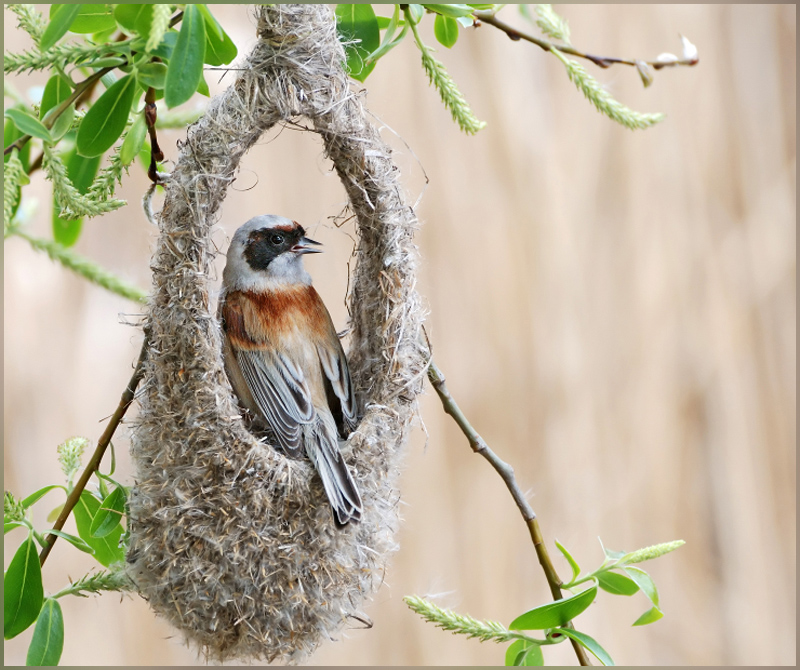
[305,418,362,526]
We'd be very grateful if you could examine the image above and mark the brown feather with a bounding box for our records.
[223,286,335,347]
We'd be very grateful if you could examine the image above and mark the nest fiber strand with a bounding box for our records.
[127,5,425,663]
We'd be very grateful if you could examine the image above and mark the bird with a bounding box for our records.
[218,214,362,526]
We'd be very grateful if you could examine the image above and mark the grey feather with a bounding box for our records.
[317,342,357,433]
[236,348,313,456]
[305,418,362,526]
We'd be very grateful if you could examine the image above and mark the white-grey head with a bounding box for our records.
[222,215,322,292]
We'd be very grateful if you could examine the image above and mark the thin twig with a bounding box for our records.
[27,150,43,174]
[144,87,165,184]
[472,10,698,70]
[427,358,592,666]
[39,331,149,567]
[427,361,536,520]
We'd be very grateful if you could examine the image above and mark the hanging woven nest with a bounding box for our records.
[126,4,426,663]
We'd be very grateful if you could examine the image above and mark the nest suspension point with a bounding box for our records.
[126,5,426,663]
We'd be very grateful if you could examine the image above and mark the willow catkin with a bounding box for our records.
[126,4,426,663]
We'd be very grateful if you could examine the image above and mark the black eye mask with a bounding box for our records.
[243,227,304,271]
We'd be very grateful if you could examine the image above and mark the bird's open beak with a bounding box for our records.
[291,236,323,255]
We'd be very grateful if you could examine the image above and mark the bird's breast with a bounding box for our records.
[221,285,334,351]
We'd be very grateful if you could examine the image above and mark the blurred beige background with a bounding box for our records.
[4,4,795,666]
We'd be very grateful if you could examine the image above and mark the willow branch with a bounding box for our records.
[427,359,591,666]
[5,12,184,159]
[3,64,116,158]
[39,332,149,567]
[472,10,698,70]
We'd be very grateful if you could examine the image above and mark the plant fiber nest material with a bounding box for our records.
[126,4,426,663]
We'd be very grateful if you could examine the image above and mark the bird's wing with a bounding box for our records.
[236,348,315,457]
[316,339,357,433]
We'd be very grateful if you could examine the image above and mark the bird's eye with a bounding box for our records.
[269,233,284,246]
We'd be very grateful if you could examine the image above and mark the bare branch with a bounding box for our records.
[473,10,698,70]
[426,358,592,665]
[39,331,149,567]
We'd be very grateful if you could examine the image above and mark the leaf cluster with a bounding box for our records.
[333,4,672,135]
[4,439,133,665]
[335,4,489,134]
[4,3,236,298]
[405,537,684,666]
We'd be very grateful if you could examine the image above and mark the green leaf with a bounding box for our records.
[376,15,393,30]
[53,150,101,246]
[20,486,65,510]
[509,586,597,630]
[39,74,73,119]
[335,4,381,82]
[196,74,210,98]
[521,644,544,666]
[506,639,544,666]
[25,598,64,666]
[196,4,224,40]
[90,25,118,45]
[97,475,110,505]
[632,606,664,627]
[40,4,82,51]
[120,113,147,166]
[597,571,640,596]
[136,61,168,89]
[40,77,76,142]
[434,14,459,48]
[4,116,31,170]
[89,486,126,538]
[553,628,615,666]
[506,640,525,665]
[46,104,75,143]
[555,540,581,583]
[204,26,238,66]
[366,4,408,65]
[73,491,125,566]
[140,30,178,61]
[4,109,52,143]
[76,73,136,157]
[68,5,116,34]
[46,505,64,524]
[422,4,474,18]
[4,535,44,639]
[164,4,206,108]
[623,567,659,608]
[43,529,94,555]
[113,4,153,37]
[137,137,152,171]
